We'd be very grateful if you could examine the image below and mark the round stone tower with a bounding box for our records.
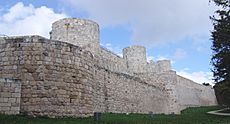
[156,60,171,72]
[123,45,147,73]
[50,18,100,54]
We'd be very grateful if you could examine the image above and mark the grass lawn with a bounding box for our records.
[0,106,230,124]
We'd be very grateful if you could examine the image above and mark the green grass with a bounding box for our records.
[0,106,230,124]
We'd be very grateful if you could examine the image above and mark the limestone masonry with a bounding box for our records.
[0,18,217,118]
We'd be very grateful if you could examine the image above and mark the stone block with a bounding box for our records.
[12,65,17,69]
[11,103,20,107]
[5,111,18,115]
[12,93,20,98]
[10,107,20,111]
[1,92,11,97]
[4,82,11,87]
[6,78,14,83]
[2,57,8,61]
[3,98,8,102]
[11,83,20,88]
[0,78,6,83]
[0,103,11,107]
[1,106,10,111]
[0,98,3,102]
[14,87,21,93]
[57,89,67,95]
[8,98,16,103]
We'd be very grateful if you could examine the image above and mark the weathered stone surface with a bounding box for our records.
[50,18,100,55]
[0,78,21,115]
[0,18,217,118]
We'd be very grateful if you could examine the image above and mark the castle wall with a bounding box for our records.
[0,78,21,115]
[147,61,157,73]
[176,75,217,111]
[98,47,128,74]
[0,18,218,118]
[137,71,180,114]
[50,18,100,54]
[123,46,147,73]
[0,36,95,117]
[0,35,217,117]
[156,60,171,72]
[93,66,169,114]
[92,66,107,113]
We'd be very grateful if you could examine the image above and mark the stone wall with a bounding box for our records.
[0,18,218,118]
[137,71,180,114]
[93,66,169,114]
[176,75,217,111]
[50,18,100,54]
[98,47,128,74]
[0,36,94,117]
[123,46,147,73]
[156,60,171,73]
[0,78,21,115]
[50,18,173,75]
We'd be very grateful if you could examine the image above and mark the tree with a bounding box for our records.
[202,82,211,86]
[210,0,230,107]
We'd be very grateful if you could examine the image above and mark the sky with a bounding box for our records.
[0,0,217,85]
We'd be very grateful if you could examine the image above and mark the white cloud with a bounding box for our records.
[156,56,169,61]
[101,42,123,56]
[147,49,187,65]
[147,55,169,62]
[101,42,113,51]
[172,48,187,60]
[0,2,67,38]
[147,56,154,62]
[63,0,215,46]
[105,43,113,50]
[177,69,214,85]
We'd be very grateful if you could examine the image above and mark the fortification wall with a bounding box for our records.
[0,78,21,115]
[156,60,171,73]
[50,18,172,75]
[0,18,218,117]
[93,66,169,114]
[123,46,147,73]
[97,47,128,74]
[138,72,217,113]
[146,61,156,73]
[0,35,171,116]
[137,71,180,114]
[0,36,94,117]
[50,18,100,54]
[176,75,217,111]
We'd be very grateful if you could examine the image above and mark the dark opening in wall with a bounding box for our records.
[43,52,48,56]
